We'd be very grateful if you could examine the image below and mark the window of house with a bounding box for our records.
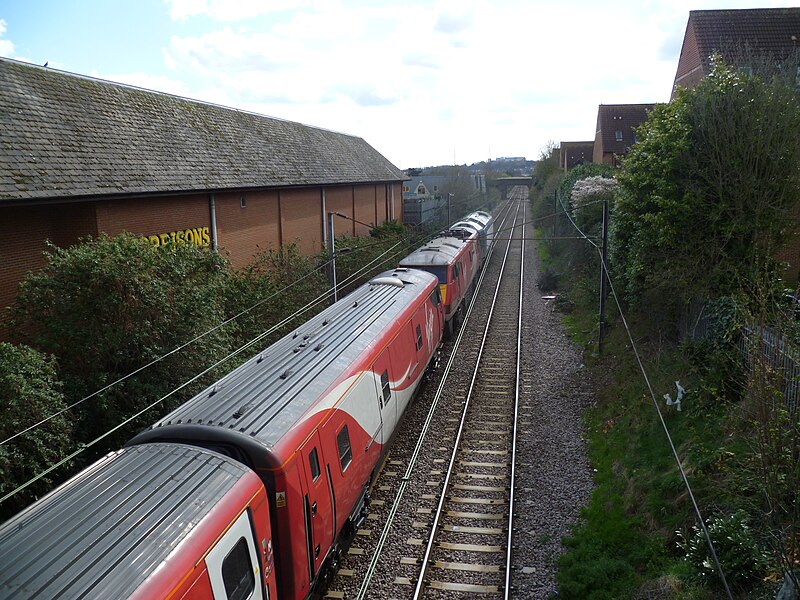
[309,447,320,482]
[240,196,247,208]
[381,369,391,404]
[415,325,423,350]
[337,426,352,471]
[221,538,255,600]
[615,130,623,142]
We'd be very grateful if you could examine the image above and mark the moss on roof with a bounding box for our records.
[0,57,404,201]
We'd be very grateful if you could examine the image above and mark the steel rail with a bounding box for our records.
[411,197,523,599]
[350,198,517,600]
[504,197,525,598]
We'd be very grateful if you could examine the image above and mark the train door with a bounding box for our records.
[450,262,462,313]
[372,349,396,441]
[205,510,266,600]
[390,322,418,415]
[299,431,334,581]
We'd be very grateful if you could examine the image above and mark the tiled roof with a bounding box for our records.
[594,104,656,156]
[691,8,800,68]
[0,57,404,202]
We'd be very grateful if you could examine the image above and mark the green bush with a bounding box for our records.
[224,244,327,351]
[12,234,234,449]
[677,509,770,590]
[0,343,73,520]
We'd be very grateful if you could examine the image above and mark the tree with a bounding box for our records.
[611,58,800,332]
[225,244,328,351]
[0,343,73,520]
[12,234,234,450]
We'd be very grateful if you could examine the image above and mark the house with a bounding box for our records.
[672,7,800,98]
[0,57,405,340]
[593,104,656,167]
[559,141,594,172]
[402,176,446,226]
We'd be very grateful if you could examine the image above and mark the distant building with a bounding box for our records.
[402,176,445,226]
[0,57,405,340]
[559,142,594,172]
[593,104,656,167]
[672,7,800,98]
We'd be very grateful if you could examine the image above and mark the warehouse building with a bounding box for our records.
[0,57,405,339]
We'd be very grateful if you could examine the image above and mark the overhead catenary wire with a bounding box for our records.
[553,190,735,599]
[0,234,415,507]
[0,201,496,503]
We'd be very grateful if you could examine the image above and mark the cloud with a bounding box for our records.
[434,10,473,35]
[0,19,15,57]
[402,51,442,70]
[164,28,301,73]
[165,0,309,21]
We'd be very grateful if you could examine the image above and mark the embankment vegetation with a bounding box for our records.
[534,56,800,599]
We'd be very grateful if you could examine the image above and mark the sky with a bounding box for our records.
[0,0,796,169]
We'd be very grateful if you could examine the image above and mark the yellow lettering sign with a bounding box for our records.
[142,226,211,249]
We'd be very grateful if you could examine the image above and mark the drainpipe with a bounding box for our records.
[321,188,327,246]
[208,194,218,251]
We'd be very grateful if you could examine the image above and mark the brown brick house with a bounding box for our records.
[559,141,594,172]
[592,104,656,167]
[0,57,405,340]
[672,7,800,98]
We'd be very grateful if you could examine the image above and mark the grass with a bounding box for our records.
[534,212,778,598]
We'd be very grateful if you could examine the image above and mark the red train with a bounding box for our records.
[0,210,493,600]
[0,268,443,600]
[399,210,494,337]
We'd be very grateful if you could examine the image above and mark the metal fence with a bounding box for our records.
[738,325,800,417]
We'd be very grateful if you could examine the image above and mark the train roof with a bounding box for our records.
[398,235,471,267]
[0,443,258,599]
[138,268,437,450]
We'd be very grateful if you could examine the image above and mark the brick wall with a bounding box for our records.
[280,188,324,255]
[354,185,377,236]
[216,190,281,269]
[0,203,99,340]
[325,187,355,236]
[0,182,402,341]
[96,194,209,239]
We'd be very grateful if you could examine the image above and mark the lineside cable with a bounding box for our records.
[553,192,734,599]
[1,203,504,495]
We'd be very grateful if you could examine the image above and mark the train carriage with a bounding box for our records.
[0,443,278,600]
[128,268,443,600]
[398,231,480,338]
[456,211,494,267]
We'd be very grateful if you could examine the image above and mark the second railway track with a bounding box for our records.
[322,189,528,599]
[411,193,525,598]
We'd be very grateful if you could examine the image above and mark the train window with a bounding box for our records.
[452,264,459,279]
[429,288,440,305]
[309,447,321,482]
[221,537,255,600]
[427,266,448,283]
[337,426,352,471]
[381,369,391,404]
[415,325,423,350]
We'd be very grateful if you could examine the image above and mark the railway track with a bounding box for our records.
[410,191,525,598]
[321,191,526,599]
